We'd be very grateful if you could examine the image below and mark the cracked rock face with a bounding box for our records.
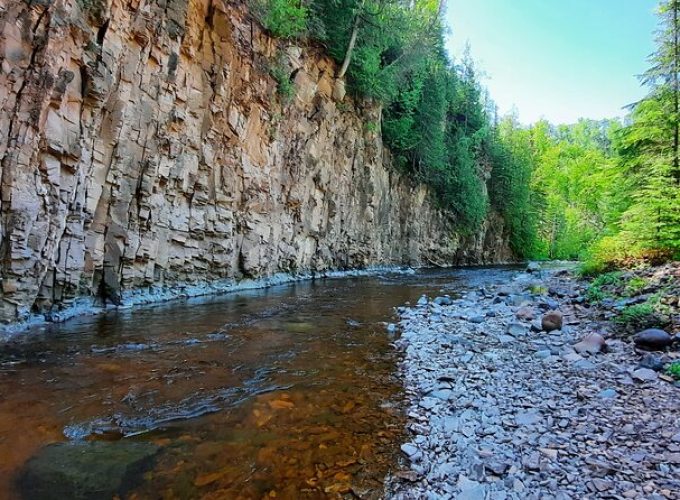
[0,0,512,323]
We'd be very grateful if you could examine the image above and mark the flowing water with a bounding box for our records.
[0,267,518,499]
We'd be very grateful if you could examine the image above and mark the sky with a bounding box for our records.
[445,0,660,125]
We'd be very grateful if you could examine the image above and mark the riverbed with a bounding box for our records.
[0,267,521,499]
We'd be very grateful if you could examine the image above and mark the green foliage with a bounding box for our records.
[250,0,308,39]
[585,272,623,303]
[625,276,649,296]
[488,117,540,255]
[364,121,379,134]
[666,361,680,380]
[312,0,495,234]
[614,302,658,329]
[270,60,295,103]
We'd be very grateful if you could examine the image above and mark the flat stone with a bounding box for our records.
[516,306,535,320]
[573,359,597,371]
[632,367,658,382]
[507,323,527,336]
[516,411,541,426]
[573,332,607,355]
[400,443,419,458]
[598,388,617,399]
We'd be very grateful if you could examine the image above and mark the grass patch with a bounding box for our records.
[614,297,669,331]
[666,361,680,380]
[624,276,648,296]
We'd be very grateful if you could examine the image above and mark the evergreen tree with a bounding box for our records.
[617,0,680,253]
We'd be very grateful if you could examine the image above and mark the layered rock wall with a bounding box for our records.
[0,0,512,324]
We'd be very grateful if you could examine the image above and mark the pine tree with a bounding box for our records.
[617,0,680,253]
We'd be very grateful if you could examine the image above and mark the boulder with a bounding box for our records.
[433,296,453,306]
[541,311,563,332]
[633,329,673,351]
[526,262,542,273]
[573,332,607,355]
[19,441,159,500]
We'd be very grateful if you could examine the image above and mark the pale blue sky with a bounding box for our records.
[445,0,660,124]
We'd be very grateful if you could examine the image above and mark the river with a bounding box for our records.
[0,267,519,499]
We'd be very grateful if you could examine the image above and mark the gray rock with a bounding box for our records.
[468,315,486,324]
[633,329,673,351]
[638,353,664,371]
[507,323,527,337]
[19,441,159,500]
[401,443,419,458]
[632,367,658,382]
[433,296,453,306]
[572,359,597,371]
[573,332,607,355]
[506,294,532,307]
[526,262,542,273]
[598,388,617,399]
[535,349,552,359]
[516,306,535,321]
[417,295,429,306]
[530,319,543,332]
[515,411,541,426]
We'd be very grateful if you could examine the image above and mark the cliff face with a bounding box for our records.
[0,0,512,324]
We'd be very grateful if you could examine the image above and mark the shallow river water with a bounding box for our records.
[0,267,518,499]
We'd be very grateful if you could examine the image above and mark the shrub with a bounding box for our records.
[666,361,680,380]
[250,0,308,39]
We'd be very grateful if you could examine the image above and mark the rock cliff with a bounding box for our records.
[0,0,512,324]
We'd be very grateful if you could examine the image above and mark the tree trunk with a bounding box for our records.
[338,0,366,79]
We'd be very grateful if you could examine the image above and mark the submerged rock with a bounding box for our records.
[633,329,673,351]
[19,441,159,500]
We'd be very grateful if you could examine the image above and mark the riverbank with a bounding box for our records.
[390,264,680,499]
[0,266,419,341]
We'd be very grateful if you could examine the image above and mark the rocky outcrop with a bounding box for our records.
[0,0,512,324]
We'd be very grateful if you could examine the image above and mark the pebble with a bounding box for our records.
[389,266,680,500]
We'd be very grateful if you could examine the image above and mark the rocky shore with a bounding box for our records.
[390,264,680,499]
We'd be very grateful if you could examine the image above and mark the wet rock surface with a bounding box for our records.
[390,265,680,499]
